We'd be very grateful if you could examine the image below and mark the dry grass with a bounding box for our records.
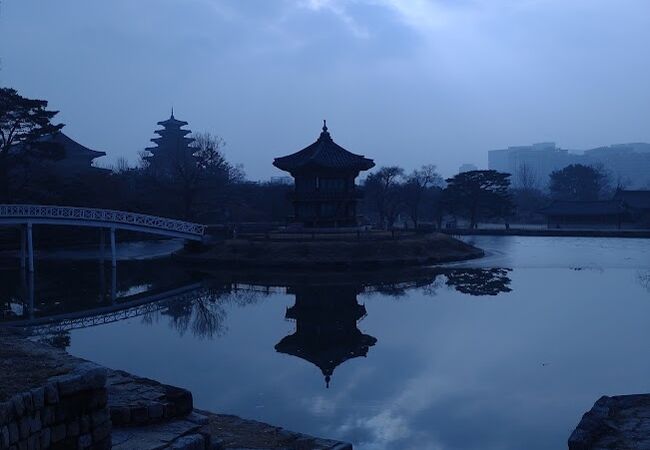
[182,233,483,268]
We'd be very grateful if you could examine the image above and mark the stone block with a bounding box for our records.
[131,406,148,425]
[20,394,32,415]
[170,434,205,450]
[39,428,50,449]
[90,410,108,427]
[187,412,209,426]
[41,408,54,427]
[30,389,45,411]
[50,424,65,443]
[44,385,58,406]
[91,421,110,443]
[79,415,90,434]
[66,420,79,437]
[28,414,41,434]
[109,407,130,426]
[0,425,9,448]
[8,423,18,445]
[90,437,111,450]
[0,402,13,426]
[89,390,107,410]
[11,396,25,418]
[53,407,65,424]
[148,402,164,420]
[77,433,91,449]
[54,374,84,398]
[18,419,29,439]
[77,364,107,391]
[26,434,39,450]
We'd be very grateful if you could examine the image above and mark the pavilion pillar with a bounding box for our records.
[20,225,26,269]
[110,227,117,268]
[27,222,34,273]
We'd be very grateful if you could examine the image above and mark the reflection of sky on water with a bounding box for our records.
[3,237,650,450]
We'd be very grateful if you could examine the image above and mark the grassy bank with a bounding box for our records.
[175,233,484,269]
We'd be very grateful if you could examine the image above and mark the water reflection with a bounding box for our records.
[275,284,377,388]
[443,268,512,296]
[150,287,266,339]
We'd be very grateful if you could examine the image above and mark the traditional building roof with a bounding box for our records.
[11,131,106,172]
[539,200,626,216]
[157,108,189,128]
[614,190,650,211]
[273,121,375,173]
[45,132,106,159]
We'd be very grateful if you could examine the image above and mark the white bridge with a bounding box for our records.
[0,204,206,271]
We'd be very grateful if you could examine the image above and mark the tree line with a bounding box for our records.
[1,87,621,229]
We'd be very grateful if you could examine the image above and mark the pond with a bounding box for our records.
[2,236,650,450]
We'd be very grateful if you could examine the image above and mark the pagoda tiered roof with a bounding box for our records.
[273,121,375,173]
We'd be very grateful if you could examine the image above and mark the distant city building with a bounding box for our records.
[273,121,375,227]
[458,163,478,173]
[489,142,650,189]
[584,144,650,188]
[144,110,195,175]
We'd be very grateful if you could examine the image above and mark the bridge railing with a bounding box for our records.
[0,204,205,237]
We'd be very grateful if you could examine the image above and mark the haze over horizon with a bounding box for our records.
[1,0,649,180]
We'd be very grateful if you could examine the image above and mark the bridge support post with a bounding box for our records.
[27,222,34,273]
[111,266,117,305]
[110,227,116,268]
[20,225,26,269]
[99,228,105,263]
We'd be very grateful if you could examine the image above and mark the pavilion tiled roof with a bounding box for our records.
[539,200,626,216]
[273,121,375,173]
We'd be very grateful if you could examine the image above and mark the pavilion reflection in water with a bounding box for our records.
[275,284,376,388]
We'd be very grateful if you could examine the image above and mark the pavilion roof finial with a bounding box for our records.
[171,107,174,119]
[322,119,328,132]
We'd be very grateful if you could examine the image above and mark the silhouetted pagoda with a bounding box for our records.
[273,121,375,227]
[275,284,377,388]
[144,110,195,175]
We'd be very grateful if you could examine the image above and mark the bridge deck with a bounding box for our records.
[0,204,205,240]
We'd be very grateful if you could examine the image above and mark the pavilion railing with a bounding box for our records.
[0,204,205,237]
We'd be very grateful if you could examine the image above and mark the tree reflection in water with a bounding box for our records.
[638,271,650,293]
[145,285,267,339]
[443,268,513,296]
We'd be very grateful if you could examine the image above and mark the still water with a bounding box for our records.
[2,236,650,450]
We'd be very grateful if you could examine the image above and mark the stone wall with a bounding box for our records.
[0,362,111,450]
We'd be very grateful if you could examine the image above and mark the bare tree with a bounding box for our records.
[364,166,405,228]
[516,163,539,192]
[404,164,443,228]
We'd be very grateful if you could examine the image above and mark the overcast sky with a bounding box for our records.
[1,0,649,180]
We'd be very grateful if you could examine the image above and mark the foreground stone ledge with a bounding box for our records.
[1,330,353,449]
[0,332,111,449]
[569,394,650,450]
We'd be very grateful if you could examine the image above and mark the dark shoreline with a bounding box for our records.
[174,233,485,269]
[442,228,650,238]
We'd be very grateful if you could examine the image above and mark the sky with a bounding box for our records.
[1,0,649,180]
